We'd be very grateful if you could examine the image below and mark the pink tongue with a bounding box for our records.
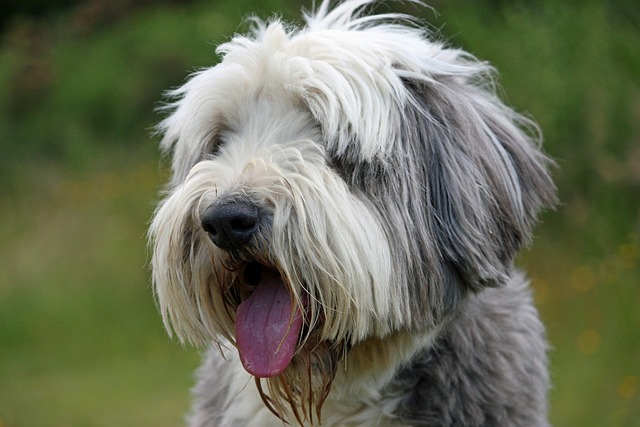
[235,270,302,378]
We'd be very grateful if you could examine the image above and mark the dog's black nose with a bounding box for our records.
[201,201,260,250]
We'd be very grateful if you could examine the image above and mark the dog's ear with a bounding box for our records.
[402,77,557,292]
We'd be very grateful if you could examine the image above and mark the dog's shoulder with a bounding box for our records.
[385,272,550,427]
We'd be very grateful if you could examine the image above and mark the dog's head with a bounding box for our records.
[149,0,556,422]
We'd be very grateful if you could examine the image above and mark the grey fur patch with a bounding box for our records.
[386,272,550,427]
[327,74,556,331]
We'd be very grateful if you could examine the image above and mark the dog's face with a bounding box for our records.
[150,0,556,422]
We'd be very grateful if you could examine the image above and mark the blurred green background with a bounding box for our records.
[0,0,638,425]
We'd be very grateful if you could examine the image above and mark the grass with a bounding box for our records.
[1,0,638,425]
[0,151,201,426]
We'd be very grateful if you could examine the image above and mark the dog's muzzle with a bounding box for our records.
[201,200,260,250]
[199,199,306,378]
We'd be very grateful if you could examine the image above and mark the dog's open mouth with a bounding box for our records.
[235,262,305,378]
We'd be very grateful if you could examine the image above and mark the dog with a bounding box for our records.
[149,1,557,425]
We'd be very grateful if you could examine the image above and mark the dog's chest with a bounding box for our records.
[223,382,407,427]
[213,349,406,426]
[319,392,409,427]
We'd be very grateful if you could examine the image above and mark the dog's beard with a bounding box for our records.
[256,332,345,425]
[216,257,346,425]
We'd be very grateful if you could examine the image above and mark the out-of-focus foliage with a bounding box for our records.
[0,0,638,426]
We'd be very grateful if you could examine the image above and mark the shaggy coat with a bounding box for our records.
[149,1,557,425]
